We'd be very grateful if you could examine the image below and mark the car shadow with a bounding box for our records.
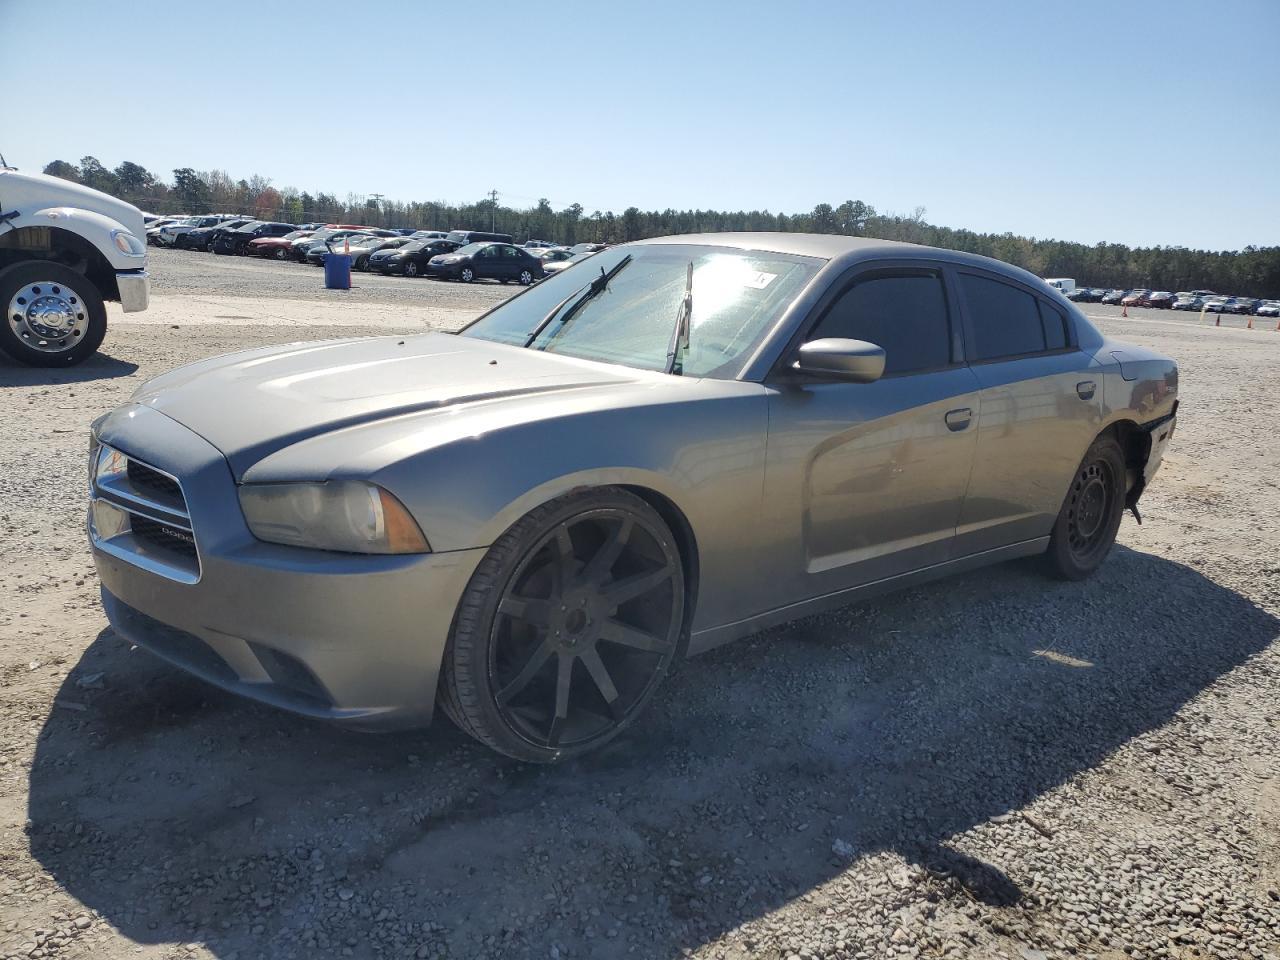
[26,546,1278,959]
[1,352,138,384]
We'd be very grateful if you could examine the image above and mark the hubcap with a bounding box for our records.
[1066,460,1114,559]
[490,509,681,751]
[8,282,86,353]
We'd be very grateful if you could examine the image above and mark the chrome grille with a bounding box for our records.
[89,444,200,583]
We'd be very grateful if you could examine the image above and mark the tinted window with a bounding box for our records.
[808,272,952,375]
[959,274,1047,360]
[1038,300,1069,350]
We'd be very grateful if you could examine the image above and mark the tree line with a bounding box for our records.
[41,156,1280,298]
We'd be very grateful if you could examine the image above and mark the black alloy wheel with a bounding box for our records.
[405,261,419,277]
[439,488,685,761]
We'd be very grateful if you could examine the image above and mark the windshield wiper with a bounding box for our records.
[664,261,694,375]
[523,254,632,348]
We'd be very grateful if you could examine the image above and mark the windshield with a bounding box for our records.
[462,244,821,378]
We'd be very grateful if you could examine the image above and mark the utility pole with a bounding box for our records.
[370,193,384,227]
[487,189,499,231]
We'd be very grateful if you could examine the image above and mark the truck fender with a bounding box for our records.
[0,206,145,273]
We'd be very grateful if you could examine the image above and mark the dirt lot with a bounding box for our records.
[1,249,1278,960]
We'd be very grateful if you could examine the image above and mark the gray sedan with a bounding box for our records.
[87,234,1178,761]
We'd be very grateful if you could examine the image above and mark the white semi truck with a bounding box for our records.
[0,164,149,366]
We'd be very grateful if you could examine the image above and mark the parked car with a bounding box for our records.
[524,239,557,249]
[1189,289,1216,298]
[145,217,186,244]
[180,218,255,252]
[155,215,235,247]
[1141,291,1175,309]
[569,242,606,255]
[249,230,315,260]
[1203,297,1230,313]
[410,230,449,241]
[367,238,460,276]
[425,241,545,284]
[352,237,415,271]
[1171,295,1203,311]
[540,251,594,277]
[1065,288,1089,302]
[293,226,393,261]
[1256,300,1280,318]
[444,229,515,246]
[214,221,297,255]
[86,233,1179,761]
[1223,297,1259,315]
[1120,290,1150,307]
[1101,289,1126,305]
[534,248,576,267]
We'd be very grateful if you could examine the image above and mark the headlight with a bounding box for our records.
[112,230,147,256]
[238,481,430,554]
[93,443,127,485]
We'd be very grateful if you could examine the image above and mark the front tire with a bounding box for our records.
[0,262,107,367]
[460,266,475,283]
[439,488,685,762]
[405,261,419,277]
[1043,434,1126,580]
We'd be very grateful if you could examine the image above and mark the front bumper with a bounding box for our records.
[116,270,150,313]
[89,404,486,730]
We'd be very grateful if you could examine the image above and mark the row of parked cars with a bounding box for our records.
[1065,285,1279,317]
[143,213,606,285]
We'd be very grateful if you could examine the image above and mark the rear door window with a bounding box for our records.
[1038,300,1069,350]
[958,274,1049,361]
[807,271,953,375]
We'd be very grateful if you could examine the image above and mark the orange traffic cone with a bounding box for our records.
[1247,315,1254,329]
[1215,314,1220,326]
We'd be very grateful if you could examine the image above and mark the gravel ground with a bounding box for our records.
[0,249,1278,960]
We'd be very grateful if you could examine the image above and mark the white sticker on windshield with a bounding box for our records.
[744,271,777,289]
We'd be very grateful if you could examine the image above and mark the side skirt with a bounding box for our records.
[685,537,1050,657]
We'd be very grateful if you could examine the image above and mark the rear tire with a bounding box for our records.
[1043,434,1127,581]
[460,266,475,283]
[439,487,685,762]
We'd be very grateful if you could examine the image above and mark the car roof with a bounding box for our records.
[629,232,1055,290]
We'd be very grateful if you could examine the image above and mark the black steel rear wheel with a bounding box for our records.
[439,488,684,761]
[1044,434,1126,581]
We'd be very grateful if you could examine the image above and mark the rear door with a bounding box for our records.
[762,263,981,606]
[952,270,1103,555]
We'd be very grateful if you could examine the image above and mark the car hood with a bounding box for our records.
[130,332,650,478]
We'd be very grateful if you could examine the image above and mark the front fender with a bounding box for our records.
[5,207,146,271]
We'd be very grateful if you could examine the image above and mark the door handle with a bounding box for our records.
[944,407,972,431]
[1076,380,1096,400]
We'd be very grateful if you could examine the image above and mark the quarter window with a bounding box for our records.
[959,274,1054,361]
[807,272,952,375]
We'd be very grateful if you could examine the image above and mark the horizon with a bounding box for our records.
[2,0,1277,252]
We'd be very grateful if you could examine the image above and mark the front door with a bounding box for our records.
[761,266,981,608]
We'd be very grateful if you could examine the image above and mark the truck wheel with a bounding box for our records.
[0,262,107,367]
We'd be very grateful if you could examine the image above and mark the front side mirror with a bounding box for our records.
[793,338,885,383]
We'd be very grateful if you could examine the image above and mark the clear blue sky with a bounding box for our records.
[3,0,1276,251]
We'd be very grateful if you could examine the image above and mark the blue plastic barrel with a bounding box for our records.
[324,253,352,290]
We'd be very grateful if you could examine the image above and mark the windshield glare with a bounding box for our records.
[461,244,821,378]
